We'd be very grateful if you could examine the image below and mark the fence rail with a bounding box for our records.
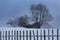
[0,29,60,40]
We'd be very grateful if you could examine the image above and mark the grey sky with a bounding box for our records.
[0,0,60,28]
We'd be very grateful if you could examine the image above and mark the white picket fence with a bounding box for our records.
[0,29,60,40]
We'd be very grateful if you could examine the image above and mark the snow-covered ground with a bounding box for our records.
[0,23,54,31]
[0,21,60,31]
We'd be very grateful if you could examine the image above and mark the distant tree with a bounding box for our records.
[7,18,18,27]
[7,15,29,27]
[7,20,16,27]
[30,3,53,28]
[18,15,28,27]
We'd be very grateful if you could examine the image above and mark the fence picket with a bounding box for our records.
[8,31,10,40]
[33,30,35,40]
[11,31,13,40]
[29,31,31,40]
[48,30,50,40]
[37,30,38,40]
[17,31,18,40]
[44,30,46,40]
[23,31,24,40]
[52,29,54,40]
[26,30,28,40]
[40,30,42,40]
[14,30,16,40]
[3,31,4,40]
[20,31,21,40]
[5,31,7,40]
[0,31,1,40]
[57,29,59,40]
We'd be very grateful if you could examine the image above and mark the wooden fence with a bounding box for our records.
[0,29,60,40]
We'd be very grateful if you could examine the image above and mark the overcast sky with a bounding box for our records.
[0,0,60,28]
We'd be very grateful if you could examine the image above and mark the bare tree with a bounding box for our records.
[30,3,53,28]
[7,3,53,28]
[7,15,29,27]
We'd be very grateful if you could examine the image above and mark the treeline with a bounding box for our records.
[7,3,53,28]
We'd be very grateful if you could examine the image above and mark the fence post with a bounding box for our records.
[26,30,28,40]
[20,31,21,40]
[33,30,35,40]
[57,29,59,40]
[5,31,7,40]
[44,30,46,40]
[23,31,24,40]
[29,30,31,40]
[0,31,1,40]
